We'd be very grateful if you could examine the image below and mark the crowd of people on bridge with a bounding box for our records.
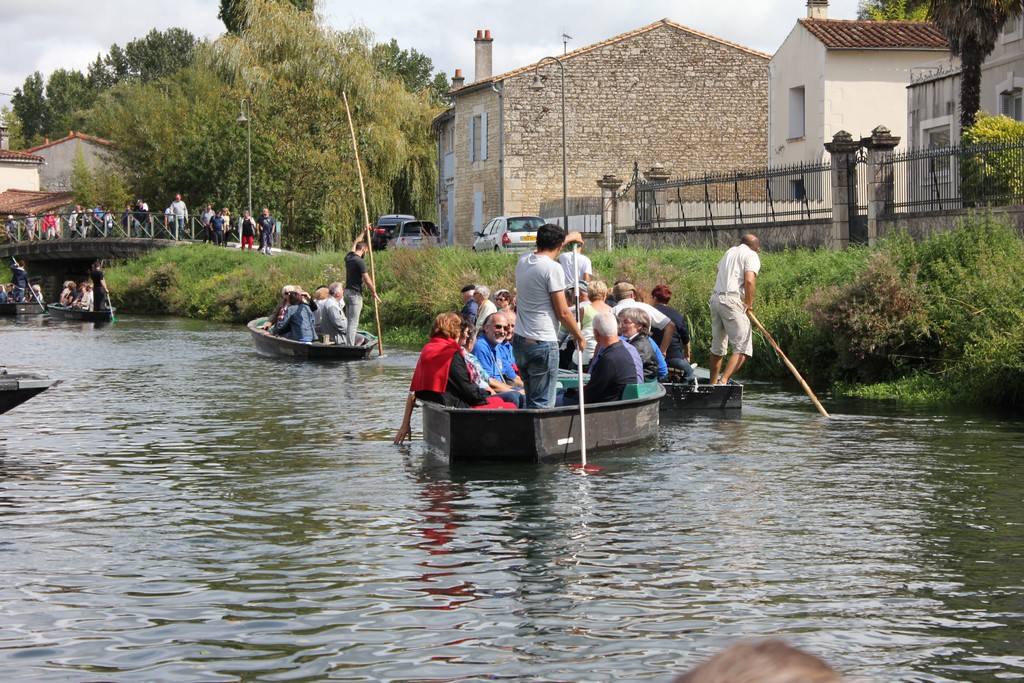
[2,194,277,252]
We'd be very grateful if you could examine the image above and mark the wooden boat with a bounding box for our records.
[422,382,665,463]
[45,305,114,322]
[247,318,377,360]
[0,368,59,415]
[0,301,47,316]
[660,380,743,410]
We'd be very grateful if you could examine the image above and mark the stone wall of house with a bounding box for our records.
[501,23,769,228]
[34,139,110,192]
[446,21,769,246]
[450,87,502,244]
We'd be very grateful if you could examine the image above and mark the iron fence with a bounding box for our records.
[634,161,833,231]
[1,212,275,246]
[887,139,1024,215]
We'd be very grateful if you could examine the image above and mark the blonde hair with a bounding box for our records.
[588,280,608,302]
[674,639,844,683]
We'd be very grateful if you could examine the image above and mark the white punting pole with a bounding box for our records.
[573,243,588,468]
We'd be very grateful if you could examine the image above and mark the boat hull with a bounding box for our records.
[247,318,376,360]
[45,305,114,322]
[0,370,59,415]
[0,302,47,316]
[660,381,743,410]
[422,384,665,463]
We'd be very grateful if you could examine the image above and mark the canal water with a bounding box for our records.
[1,316,1021,682]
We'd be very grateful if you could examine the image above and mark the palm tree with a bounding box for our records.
[929,0,1023,132]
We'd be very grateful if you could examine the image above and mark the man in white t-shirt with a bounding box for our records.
[558,240,592,289]
[708,234,761,385]
[514,224,587,408]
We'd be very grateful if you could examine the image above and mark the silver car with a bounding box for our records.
[389,220,442,249]
[472,215,546,252]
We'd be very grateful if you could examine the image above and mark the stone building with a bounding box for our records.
[433,19,770,246]
[0,124,44,194]
[25,130,112,192]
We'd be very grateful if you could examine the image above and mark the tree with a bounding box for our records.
[0,107,26,150]
[372,39,453,106]
[930,0,1024,131]
[219,0,314,34]
[12,72,50,143]
[858,0,929,20]
[45,68,92,136]
[124,28,197,83]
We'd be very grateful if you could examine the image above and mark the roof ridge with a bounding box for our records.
[456,18,768,91]
[25,130,113,154]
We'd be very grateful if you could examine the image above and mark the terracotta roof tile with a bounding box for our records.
[454,18,770,92]
[0,189,74,216]
[799,19,949,50]
[25,131,113,154]
[0,149,45,164]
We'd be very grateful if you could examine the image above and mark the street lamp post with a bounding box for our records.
[236,99,252,221]
[530,56,567,231]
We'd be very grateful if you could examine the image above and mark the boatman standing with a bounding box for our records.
[708,233,760,385]
[344,230,380,346]
[513,224,586,408]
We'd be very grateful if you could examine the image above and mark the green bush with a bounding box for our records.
[959,114,1024,204]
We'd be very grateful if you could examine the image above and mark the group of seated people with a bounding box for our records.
[263,283,366,346]
[58,280,95,310]
[391,276,698,441]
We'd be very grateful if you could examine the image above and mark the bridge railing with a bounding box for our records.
[2,212,277,247]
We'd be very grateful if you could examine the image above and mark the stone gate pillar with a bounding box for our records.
[862,125,900,246]
[824,130,862,251]
[597,173,623,252]
[643,164,671,230]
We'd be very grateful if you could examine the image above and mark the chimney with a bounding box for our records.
[0,125,8,151]
[807,0,828,19]
[474,29,493,82]
[452,68,465,90]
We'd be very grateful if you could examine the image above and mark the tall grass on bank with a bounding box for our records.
[106,218,1024,407]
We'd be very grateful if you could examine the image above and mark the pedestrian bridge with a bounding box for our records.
[0,237,181,264]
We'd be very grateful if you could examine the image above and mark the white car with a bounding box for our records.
[472,215,546,252]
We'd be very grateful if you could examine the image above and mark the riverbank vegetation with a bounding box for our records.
[107,213,1024,407]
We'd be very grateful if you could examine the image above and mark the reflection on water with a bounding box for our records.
[1,316,1022,682]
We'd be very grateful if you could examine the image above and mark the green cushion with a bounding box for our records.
[621,381,660,400]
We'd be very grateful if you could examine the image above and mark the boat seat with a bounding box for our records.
[621,381,661,400]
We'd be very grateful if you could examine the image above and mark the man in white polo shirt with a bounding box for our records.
[514,224,587,408]
[708,233,761,385]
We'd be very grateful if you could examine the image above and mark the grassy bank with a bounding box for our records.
[107,215,1024,407]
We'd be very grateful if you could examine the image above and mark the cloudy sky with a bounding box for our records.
[0,0,862,115]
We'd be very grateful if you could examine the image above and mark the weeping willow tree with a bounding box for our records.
[208,0,440,249]
[86,0,440,250]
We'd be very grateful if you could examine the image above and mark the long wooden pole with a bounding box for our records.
[342,91,385,356]
[747,310,829,418]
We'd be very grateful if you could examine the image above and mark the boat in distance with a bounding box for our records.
[0,301,47,316]
[0,368,59,415]
[421,382,665,463]
[660,381,742,410]
[247,318,377,360]
[46,304,115,323]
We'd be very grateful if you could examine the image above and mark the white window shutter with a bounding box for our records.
[469,116,475,162]
[481,112,489,160]
[1000,93,1012,117]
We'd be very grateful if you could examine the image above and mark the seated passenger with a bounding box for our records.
[72,282,93,310]
[311,285,330,336]
[617,307,668,381]
[559,283,597,370]
[59,280,76,307]
[473,313,525,395]
[0,284,8,303]
[320,282,349,344]
[394,313,516,444]
[272,290,316,341]
[557,311,643,406]
[462,320,524,408]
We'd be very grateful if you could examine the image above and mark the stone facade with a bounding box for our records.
[25,132,112,192]
[436,20,770,246]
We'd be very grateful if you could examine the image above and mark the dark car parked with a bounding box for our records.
[372,214,415,251]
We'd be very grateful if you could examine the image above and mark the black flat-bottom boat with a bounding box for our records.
[0,301,47,316]
[0,368,59,415]
[247,318,377,360]
[660,380,743,410]
[46,305,114,322]
[422,382,665,463]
